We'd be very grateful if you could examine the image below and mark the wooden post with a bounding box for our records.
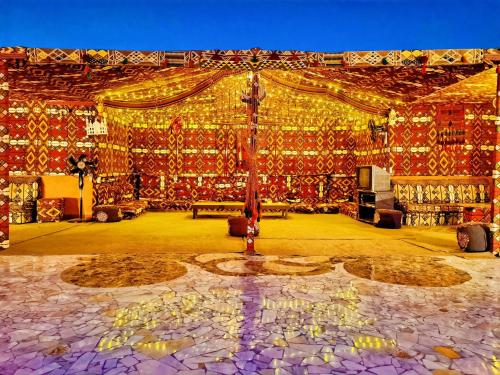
[243,72,261,256]
[0,60,10,249]
[492,65,500,255]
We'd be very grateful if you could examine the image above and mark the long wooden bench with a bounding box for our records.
[191,201,290,219]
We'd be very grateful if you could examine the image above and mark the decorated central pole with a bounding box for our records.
[242,71,264,255]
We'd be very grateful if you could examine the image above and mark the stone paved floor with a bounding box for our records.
[0,254,498,375]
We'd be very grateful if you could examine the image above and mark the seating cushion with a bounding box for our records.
[291,203,315,214]
[9,176,40,203]
[456,223,490,252]
[375,209,403,229]
[9,201,36,224]
[37,198,64,223]
[315,203,340,214]
[146,199,191,211]
[339,201,358,219]
[228,216,260,237]
[116,200,148,217]
[93,205,123,223]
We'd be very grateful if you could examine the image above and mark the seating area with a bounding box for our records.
[0,46,498,254]
[94,175,148,219]
[392,176,492,226]
[6,172,495,228]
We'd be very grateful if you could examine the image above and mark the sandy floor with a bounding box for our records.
[4,212,493,258]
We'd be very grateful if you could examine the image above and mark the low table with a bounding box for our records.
[192,201,290,219]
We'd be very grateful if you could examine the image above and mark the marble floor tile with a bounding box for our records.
[0,254,498,375]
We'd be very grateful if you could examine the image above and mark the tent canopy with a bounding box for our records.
[2,47,499,106]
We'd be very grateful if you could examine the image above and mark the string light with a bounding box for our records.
[96,69,394,137]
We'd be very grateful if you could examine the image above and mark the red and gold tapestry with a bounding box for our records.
[0,61,9,248]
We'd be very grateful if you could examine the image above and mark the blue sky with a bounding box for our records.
[1,0,499,52]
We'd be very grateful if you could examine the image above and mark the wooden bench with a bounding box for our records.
[191,201,290,219]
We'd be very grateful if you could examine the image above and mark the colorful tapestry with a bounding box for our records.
[493,68,500,254]
[94,175,135,206]
[0,62,9,248]
[9,100,94,175]
[8,176,40,203]
[9,202,35,224]
[8,176,40,225]
[37,198,64,222]
[8,100,132,179]
[391,103,496,176]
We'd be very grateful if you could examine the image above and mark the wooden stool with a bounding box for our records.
[375,209,403,229]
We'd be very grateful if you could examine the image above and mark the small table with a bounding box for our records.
[191,201,290,219]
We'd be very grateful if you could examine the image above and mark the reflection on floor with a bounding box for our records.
[0,254,498,375]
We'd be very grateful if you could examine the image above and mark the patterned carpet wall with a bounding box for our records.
[0,62,9,248]
[353,128,390,171]
[92,118,133,205]
[255,125,357,177]
[93,118,131,177]
[129,118,358,204]
[126,103,497,203]
[130,125,355,178]
[8,100,93,175]
[390,103,496,176]
[4,101,496,210]
[7,101,133,206]
[142,174,356,204]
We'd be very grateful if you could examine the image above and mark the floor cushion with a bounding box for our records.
[93,205,123,223]
[456,223,490,252]
[116,201,147,218]
[375,209,403,229]
[9,201,36,224]
[315,203,340,214]
[228,216,260,237]
[291,203,315,214]
[37,198,64,223]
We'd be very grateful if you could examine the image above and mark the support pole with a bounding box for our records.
[0,60,9,249]
[492,65,500,255]
[79,187,83,221]
[244,72,261,256]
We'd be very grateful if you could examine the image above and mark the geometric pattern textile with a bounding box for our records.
[494,68,500,254]
[404,207,464,227]
[36,198,64,223]
[133,175,356,208]
[3,46,490,103]
[0,62,8,247]
[8,100,131,179]
[8,176,40,203]
[9,100,94,175]
[24,47,486,68]
[392,103,496,176]
[9,201,35,224]
[463,206,492,223]
[393,176,492,226]
[393,182,490,205]
[8,176,40,225]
